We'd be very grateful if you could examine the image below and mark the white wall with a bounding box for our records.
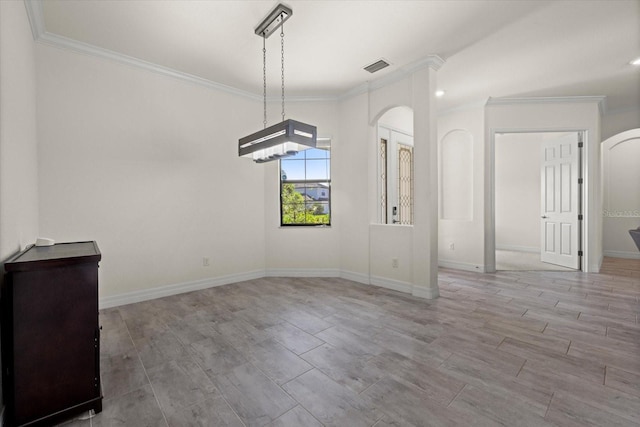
[368,69,440,299]
[440,101,608,273]
[34,36,441,303]
[440,129,473,221]
[370,224,413,291]
[336,92,371,281]
[264,100,341,274]
[0,1,40,259]
[0,0,41,418]
[36,43,266,301]
[437,106,485,271]
[337,67,441,299]
[495,133,542,252]
[602,108,640,141]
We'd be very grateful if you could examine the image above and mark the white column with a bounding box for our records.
[411,67,439,299]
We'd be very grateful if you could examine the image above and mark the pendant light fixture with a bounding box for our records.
[238,3,317,163]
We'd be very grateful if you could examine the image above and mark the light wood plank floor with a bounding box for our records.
[62,258,640,426]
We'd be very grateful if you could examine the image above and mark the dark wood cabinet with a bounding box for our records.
[2,241,102,427]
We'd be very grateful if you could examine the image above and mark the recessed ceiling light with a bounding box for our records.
[630,57,640,66]
[435,90,445,97]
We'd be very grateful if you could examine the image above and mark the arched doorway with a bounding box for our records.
[602,128,640,258]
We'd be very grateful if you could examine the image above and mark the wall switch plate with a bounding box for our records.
[203,257,210,267]
[392,258,399,268]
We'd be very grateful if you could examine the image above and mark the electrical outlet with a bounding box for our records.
[449,243,455,250]
[392,258,399,268]
[203,257,210,267]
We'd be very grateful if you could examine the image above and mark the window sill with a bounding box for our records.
[279,224,331,228]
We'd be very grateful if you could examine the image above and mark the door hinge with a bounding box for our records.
[578,250,583,256]
[578,178,583,184]
[578,214,583,220]
[578,142,583,148]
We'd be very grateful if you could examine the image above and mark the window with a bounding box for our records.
[280,143,331,226]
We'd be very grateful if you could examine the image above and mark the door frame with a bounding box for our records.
[486,128,587,273]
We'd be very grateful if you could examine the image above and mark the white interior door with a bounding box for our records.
[540,133,580,269]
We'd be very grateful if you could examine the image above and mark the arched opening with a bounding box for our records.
[602,128,640,258]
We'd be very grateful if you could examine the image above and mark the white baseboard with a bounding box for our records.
[603,250,640,260]
[265,268,340,278]
[588,264,601,273]
[90,248,640,310]
[370,275,413,294]
[438,259,485,273]
[99,266,450,310]
[496,245,540,253]
[368,275,439,299]
[340,270,370,285]
[412,285,440,299]
[99,270,265,309]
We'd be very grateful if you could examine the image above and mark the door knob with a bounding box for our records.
[541,216,548,219]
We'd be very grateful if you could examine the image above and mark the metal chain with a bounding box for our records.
[263,35,267,129]
[281,24,285,121]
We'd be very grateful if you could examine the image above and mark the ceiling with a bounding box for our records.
[35,0,640,112]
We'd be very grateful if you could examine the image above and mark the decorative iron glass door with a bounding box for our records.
[397,143,413,225]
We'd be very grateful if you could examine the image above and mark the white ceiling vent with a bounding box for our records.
[364,59,390,73]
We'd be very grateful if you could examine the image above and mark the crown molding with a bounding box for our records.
[437,99,487,116]
[487,95,607,115]
[24,0,45,40]
[37,31,265,101]
[272,94,339,103]
[24,0,445,103]
[336,82,370,101]
[24,0,307,102]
